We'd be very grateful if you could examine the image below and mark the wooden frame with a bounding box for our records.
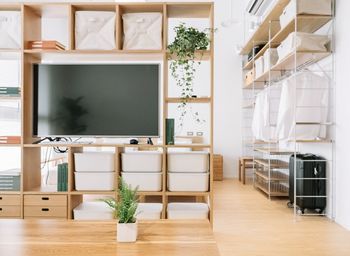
[0,2,214,225]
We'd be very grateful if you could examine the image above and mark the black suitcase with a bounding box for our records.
[289,154,326,213]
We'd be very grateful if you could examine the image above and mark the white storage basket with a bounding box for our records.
[122,151,162,172]
[74,152,115,172]
[122,172,162,191]
[75,11,116,50]
[277,32,329,62]
[167,172,209,192]
[167,152,209,173]
[280,0,332,29]
[74,172,115,191]
[0,11,21,49]
[137,203,163,220]
[122,12,162,50]
[73,201,114,220]
[167,203,209,220]
[263,48,279,71]
[254,56,264,78]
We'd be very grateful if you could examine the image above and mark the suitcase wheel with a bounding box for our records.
[297,209,304,215]
[287,202,293,208]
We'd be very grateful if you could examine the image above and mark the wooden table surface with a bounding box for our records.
[0,219,220,256]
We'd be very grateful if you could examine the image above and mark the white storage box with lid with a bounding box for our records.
[122,151,162,172]
[280,0,332,29]
[73,201,114,220]
[122,172,162,191]
[167,152,209,173]
[277,32,329,62]
[137,203,163,220]
[167,172,209,192]
[75,172,115,191]
[167,203,209,220]
[74,152,115,172]
[263,48,279,71]
[122,12,162,50]
[75,11,116,50]
[0,11,21,49]
[254,56,264,79]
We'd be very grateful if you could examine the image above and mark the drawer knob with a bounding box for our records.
[41,208,49,212]
[0,197,2,200]
[0,208,2,211]
[42,197,49,201]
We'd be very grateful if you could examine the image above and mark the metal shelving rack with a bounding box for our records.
[241,0,335,218]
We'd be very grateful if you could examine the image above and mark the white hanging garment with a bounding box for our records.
[276,72,329,141]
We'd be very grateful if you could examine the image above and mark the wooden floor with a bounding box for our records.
[213,179,350,256]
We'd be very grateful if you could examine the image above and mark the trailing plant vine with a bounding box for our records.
[168,23,213,128]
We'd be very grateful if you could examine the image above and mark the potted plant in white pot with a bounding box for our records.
[102,178,139,242]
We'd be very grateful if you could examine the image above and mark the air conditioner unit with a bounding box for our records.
[246,0,276,17]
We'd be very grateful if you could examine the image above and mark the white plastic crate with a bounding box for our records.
[74,172,115,191]
[122,151,162,172]
[75,11,116,50]
[254,56,264,78]
[277,32,329,62]
[122,172,162,191]
[73,201,114,220]
[280,0,332,29]
[167,203,209,220]
[137,203,163,220]
[74,152,115,172]
[167,172,209,192]
[263,48,279,71]
[167,152,209,173]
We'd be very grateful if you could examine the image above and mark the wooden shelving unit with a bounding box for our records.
[0,2,214,223]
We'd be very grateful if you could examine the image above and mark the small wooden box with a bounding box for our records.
[244,68,255,86]
[213,154,223,181]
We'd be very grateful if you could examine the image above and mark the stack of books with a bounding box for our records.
[28,40,65,50]
[57,163,68,192]
[0,136,21,144]
[0,87,20,97]
[0,169,21,191]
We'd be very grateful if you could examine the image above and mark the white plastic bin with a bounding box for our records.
[167,203,209,220]
[263,48,279,71]
[277,32,329,62]
[74,152,115,172]
[122,151,162,172]
[280,0,332,29]
[137,203,163,220]
[75,11,116,50]
[167,172,209,192]
[122,12,162,50]
[73,201,114,220]
[254,56,264,78]
[75,172,115,191]
[0,11,21,49]
[122,172,162,191]
[167,152,209,173]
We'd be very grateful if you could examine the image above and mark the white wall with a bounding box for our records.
[335,0,350,230]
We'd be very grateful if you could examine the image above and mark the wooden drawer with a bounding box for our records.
[0,195,21,206]
[0,205,21,217]
[24,206,67,218]
[213,154,223,181]
[24,195,67,206]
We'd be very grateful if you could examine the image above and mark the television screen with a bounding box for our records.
[33,64,159,137]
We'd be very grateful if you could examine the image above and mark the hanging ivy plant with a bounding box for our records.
[168,23,212,128]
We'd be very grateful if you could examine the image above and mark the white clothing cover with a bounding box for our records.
[123,12,162,50]
[75,11,116,50]
[0,11,21,49]
[277,32,329,62]
[276,72,329,141]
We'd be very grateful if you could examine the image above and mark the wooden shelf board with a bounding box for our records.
[167,50,211,61]
[165,144,211,148]
[166,97,211,103]
[242,82,266,90]
[254,148,296,155]
[255,182,289,197]
[240,0,290,55]
[0,191,21,194]
[70,191,116,195]
[255,170,289,181]
[167,3,212,18]
[137,191,163,196]
[0,143,21,147]
[0,96,21,100]
[293,139,333,143]
[254,70,281,83]
[0,49,21,53]
[23,186,68,194]
[0,4,22,10]
[23,143,163,148]
[254,159,289,169]
[271,51,331,71]
[166,191,209,196]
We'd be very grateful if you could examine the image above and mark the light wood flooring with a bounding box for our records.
[213,179,350,256]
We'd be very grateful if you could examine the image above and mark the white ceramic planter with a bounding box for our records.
[117,222,138,242]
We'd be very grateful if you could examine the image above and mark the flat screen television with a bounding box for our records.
[33,64,160,137]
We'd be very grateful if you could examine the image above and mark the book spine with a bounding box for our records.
[166,118,175,145]
[57,164,62,192]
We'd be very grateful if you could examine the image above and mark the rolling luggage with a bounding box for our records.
[289,154,326,213]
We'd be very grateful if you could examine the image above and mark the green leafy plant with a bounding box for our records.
[168,23,213,128]
[101,178,138,223]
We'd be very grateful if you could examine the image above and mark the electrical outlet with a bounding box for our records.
[196,132,203,136]
[187,131,194,136]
